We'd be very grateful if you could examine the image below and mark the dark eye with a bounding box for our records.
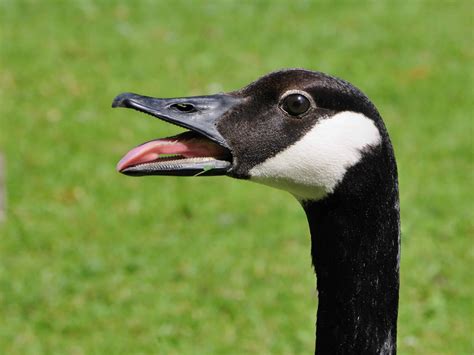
[282,94,311,116]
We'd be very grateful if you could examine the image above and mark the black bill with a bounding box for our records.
[112,93,240,176]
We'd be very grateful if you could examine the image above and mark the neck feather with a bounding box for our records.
[303,145,400,354]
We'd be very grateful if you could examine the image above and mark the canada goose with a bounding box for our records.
[113,69,400,354]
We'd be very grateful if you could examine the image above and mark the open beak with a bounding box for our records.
[112,92,240,176]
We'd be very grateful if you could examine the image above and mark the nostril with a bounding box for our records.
[170,103,196,113]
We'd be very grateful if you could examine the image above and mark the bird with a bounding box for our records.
[112,69,400,354]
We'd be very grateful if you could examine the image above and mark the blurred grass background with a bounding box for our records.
[0,0,472,354]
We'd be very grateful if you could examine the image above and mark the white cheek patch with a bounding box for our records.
[249,111,382,200]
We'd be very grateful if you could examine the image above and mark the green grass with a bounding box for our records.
[1,0,472,353]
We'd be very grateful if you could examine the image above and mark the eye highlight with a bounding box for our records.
[281,93,311,116]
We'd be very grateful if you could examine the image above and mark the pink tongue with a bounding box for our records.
[116,137,226,172]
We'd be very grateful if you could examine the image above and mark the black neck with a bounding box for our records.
[303,145,400,354]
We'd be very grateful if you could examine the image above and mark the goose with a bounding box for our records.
[113,69,400,354]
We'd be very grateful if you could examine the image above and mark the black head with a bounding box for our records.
[113,69,391,200]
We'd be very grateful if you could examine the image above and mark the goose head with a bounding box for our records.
[113,69,386,201]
